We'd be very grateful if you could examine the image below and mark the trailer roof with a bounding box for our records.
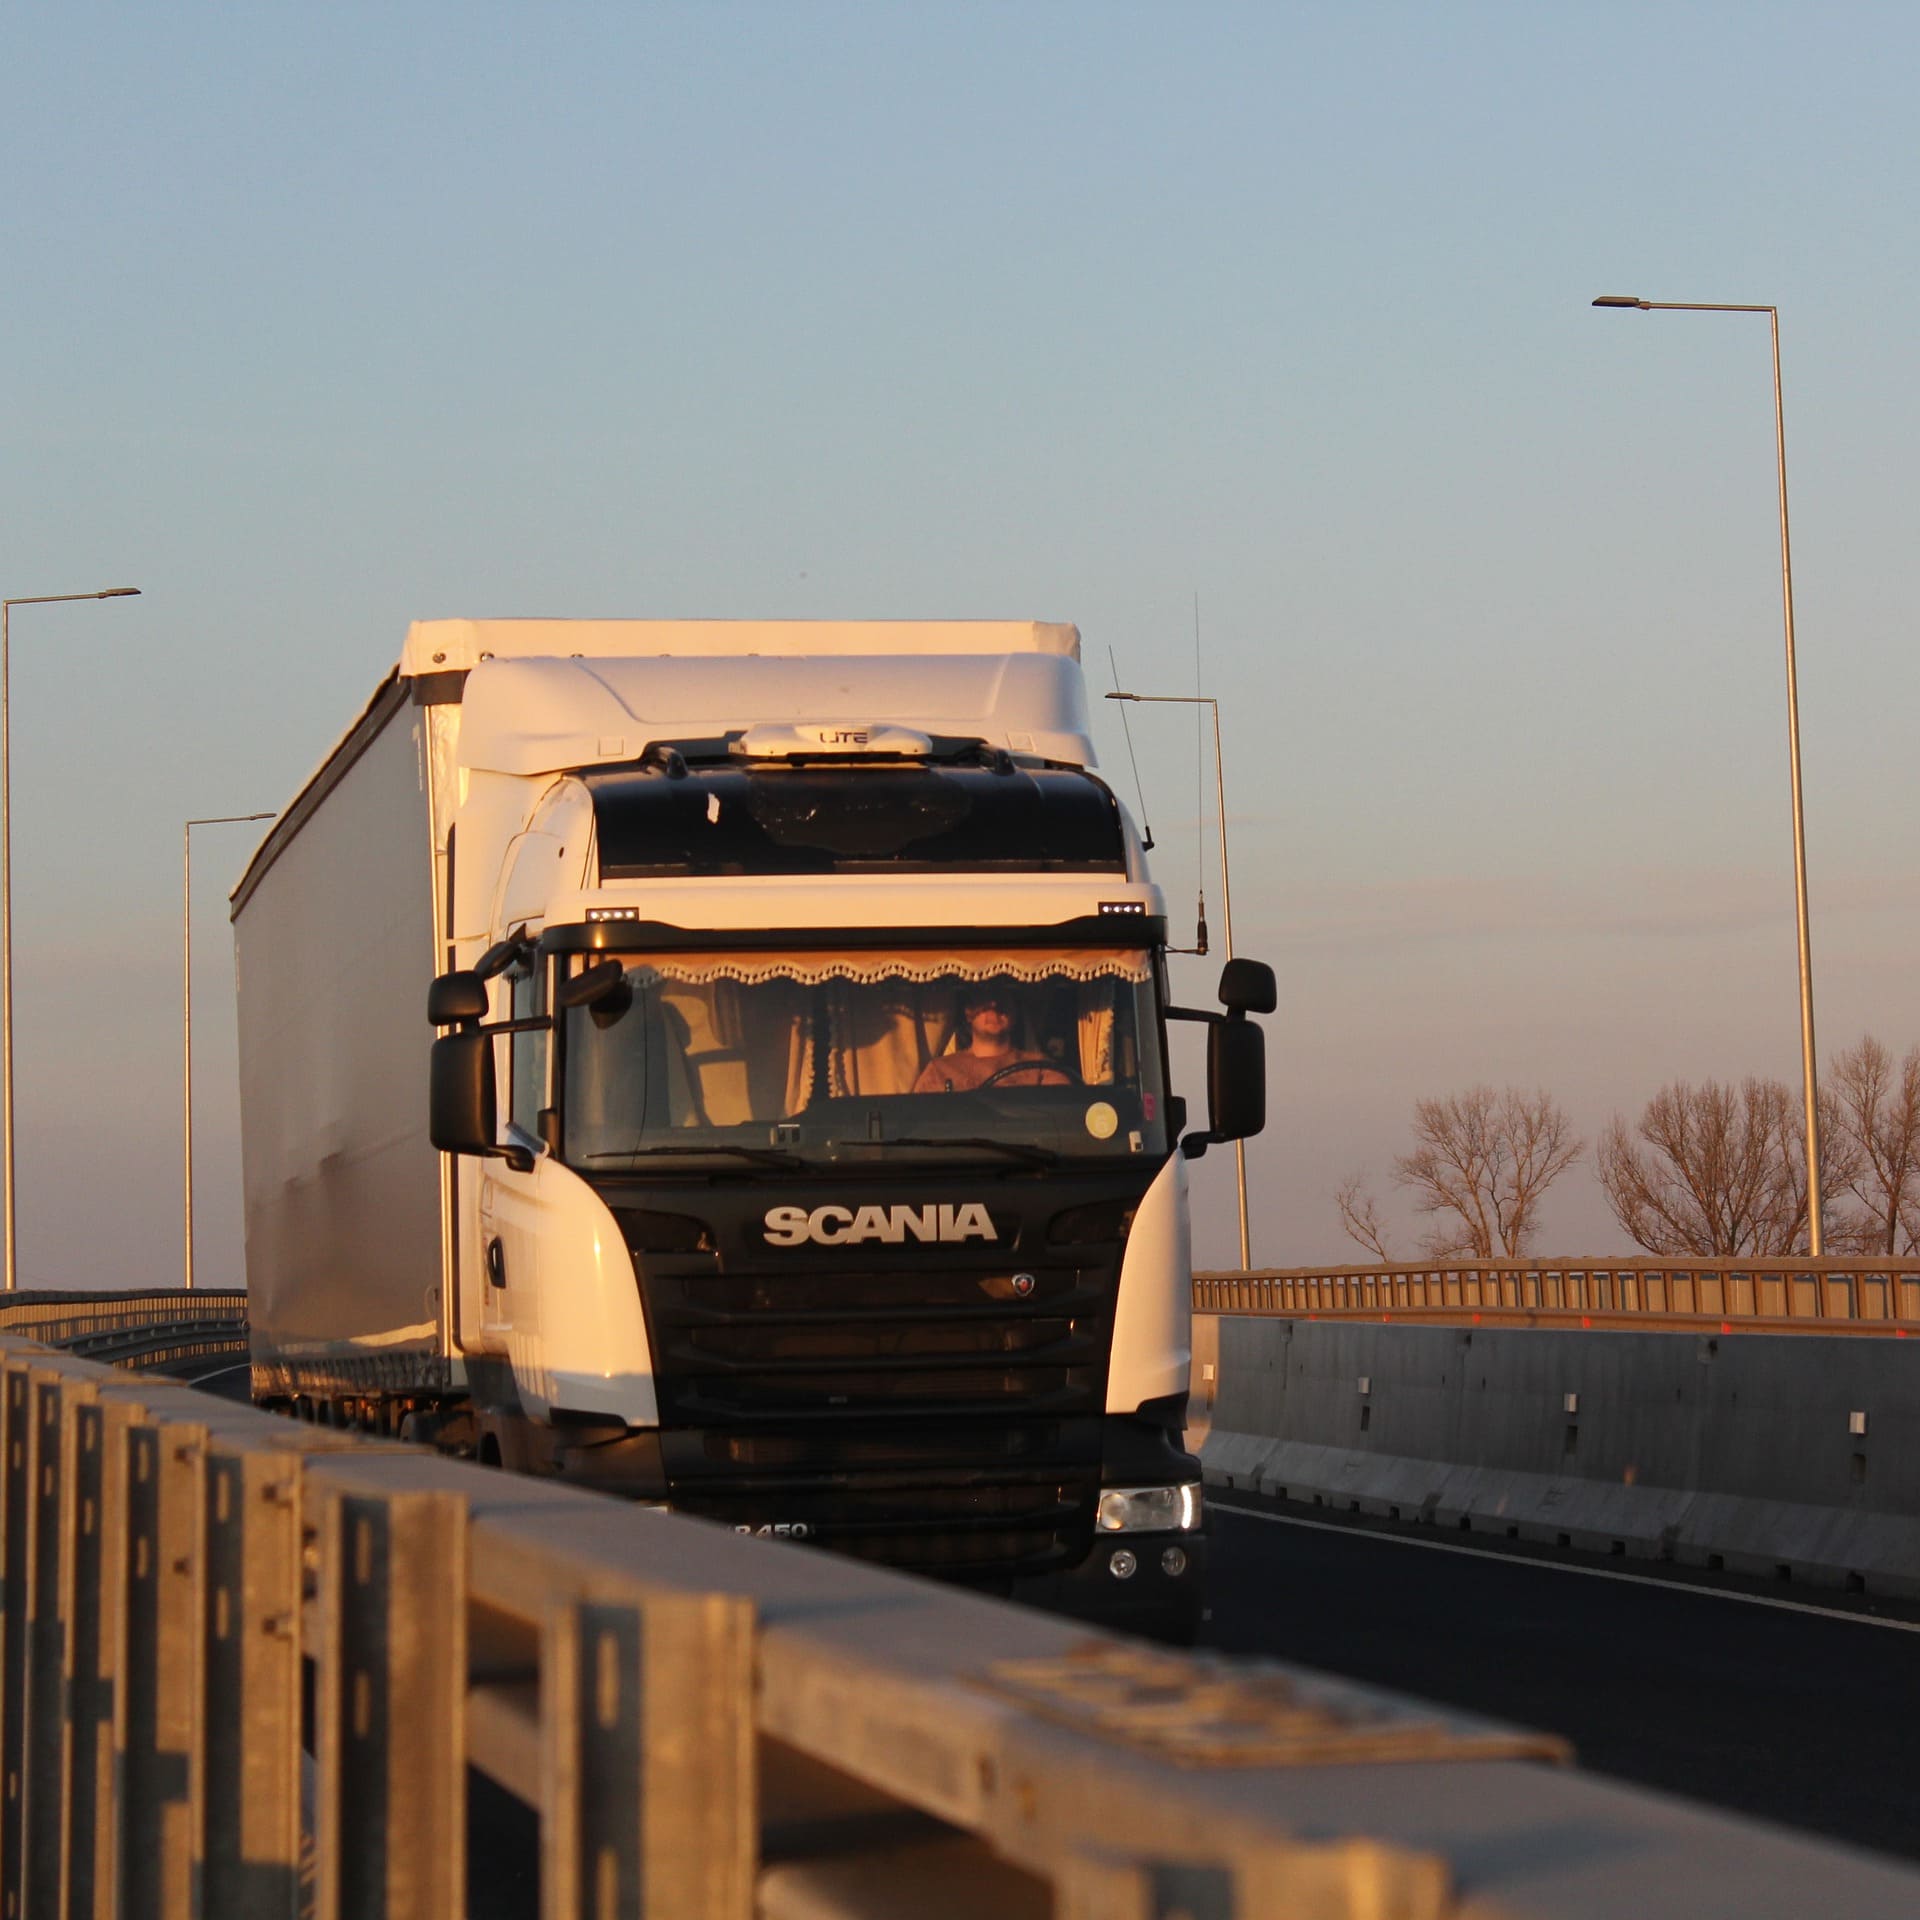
[400,619,1079,676]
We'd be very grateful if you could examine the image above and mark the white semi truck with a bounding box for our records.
[233,618,1271,1638]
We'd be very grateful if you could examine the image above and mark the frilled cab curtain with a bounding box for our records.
[582,950,1149,1126]
[623,949,1151,988]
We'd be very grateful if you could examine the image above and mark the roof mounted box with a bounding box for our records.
[455,651,1096,776]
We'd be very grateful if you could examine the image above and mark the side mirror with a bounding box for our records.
[1218,958,1277,1016]
[555,958,633,1027]
[473,929,532,981]
[1206,1017,1266,1142]
[430,1030,532,1171]
[427,970,489,1026]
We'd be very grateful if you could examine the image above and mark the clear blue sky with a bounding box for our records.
[5,2,1917,1280]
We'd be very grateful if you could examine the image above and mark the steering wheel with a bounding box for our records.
[977,1058,1080,1090]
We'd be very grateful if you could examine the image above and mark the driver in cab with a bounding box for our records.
[913,982,1071,1093]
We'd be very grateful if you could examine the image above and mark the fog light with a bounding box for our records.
[1160,1545,1188,1578]
[1108,1548,1138,1580]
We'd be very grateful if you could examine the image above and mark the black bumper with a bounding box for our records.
[1009,1527,1207,1645]
[545,1403,1208,1639]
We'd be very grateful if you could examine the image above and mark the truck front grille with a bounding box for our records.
[637,1249,1119,1578]
[642,1257,1113,1424]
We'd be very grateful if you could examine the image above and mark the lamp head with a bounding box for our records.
[98,588,141,598]
[1591,295,1648,310]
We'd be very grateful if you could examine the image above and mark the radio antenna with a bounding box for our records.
[1106,646,1155,851]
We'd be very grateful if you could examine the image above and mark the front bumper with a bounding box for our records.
[547,1402,1209,1639]
[1009,1527,1208,1645]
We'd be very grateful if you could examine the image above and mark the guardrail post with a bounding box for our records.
[24,1367,91,1917]
[315,1476,467,1920]
[0,1358,35,1920]
[67,1397,115,1920]
[115,1415,208,1920]
[199,1441,303,1917]
[540,1590,756,1920]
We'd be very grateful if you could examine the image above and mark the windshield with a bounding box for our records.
[560,946,1168,1168]
[589,764,1125,875]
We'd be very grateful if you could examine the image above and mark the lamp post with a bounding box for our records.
[1105,689,1251,1267]
[1,588,141,1290]
[183,813,275,1290]
[1591,295,1824,1251]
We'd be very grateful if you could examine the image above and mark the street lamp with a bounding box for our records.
[1591,295,1825,1251]
[1,588,141,1290]
[183,813,274,1290]
[1105,689,1252,1267]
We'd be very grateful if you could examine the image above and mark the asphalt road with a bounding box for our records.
[1203,1491,1920,1864]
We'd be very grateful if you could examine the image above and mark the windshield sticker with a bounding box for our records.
[1084,1101,1119,1140]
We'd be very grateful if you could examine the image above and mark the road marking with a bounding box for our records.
[186,1361,253,1383]
[1211,1499,1920,1635]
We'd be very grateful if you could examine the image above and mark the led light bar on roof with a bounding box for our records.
[731,722,933,759]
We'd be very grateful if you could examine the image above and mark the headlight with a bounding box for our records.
[1095,1483,1202,1533]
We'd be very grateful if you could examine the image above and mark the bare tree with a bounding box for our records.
[1826,1037,1920,1255]
[1335,1172,1394,1260]
[1392,1086,1583,1259]
[1597,1077,1821,1255]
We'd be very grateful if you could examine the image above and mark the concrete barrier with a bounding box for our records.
[1196,1315,1920,1597]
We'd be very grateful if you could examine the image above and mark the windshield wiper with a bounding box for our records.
[839,1135,1058,1168]
[582,1144,805,1169]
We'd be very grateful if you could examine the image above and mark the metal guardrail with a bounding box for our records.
[1194,1257,1920,1333]
[6,1334,1920,1917]
[0,1289,249,1370]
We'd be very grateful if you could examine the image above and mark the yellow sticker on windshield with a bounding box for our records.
[1085,1101,1119,1140]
